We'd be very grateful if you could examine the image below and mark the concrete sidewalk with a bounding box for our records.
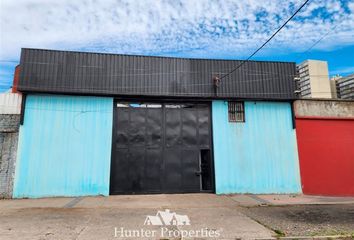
[0,194,273,240]
[2,194,354,209]
[229,194,354,207]
[1,194,354,239]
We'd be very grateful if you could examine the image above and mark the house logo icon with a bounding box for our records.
[144,209,191,226]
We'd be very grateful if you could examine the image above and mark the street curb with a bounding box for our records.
[277,235,353,239]
[254,234,353,240]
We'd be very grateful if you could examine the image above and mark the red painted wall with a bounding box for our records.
[12,65,20,93]
[296,118,354,196]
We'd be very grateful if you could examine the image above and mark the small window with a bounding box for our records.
[228,102,245,122]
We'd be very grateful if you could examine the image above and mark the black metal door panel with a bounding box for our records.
[181,149,201,191]
[146,108,163,147]
[110,102,213,194]
[129,148,145,191]
[163,148,182,192]
[129,109,145,146]
[165,107,181,147]
[198,106,211,147]
[110,148,129,192]
[116,108,129,148]
[182,108,198,146]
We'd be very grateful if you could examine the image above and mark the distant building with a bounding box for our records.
[296,60,332,98]
[336,74,354,100]
[330,75,342,99]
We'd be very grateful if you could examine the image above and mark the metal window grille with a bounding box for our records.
[228,102,245,122]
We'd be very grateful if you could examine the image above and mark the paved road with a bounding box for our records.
[0,194,273,240]
[240,204,354,237]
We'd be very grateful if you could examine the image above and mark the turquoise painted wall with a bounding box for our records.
[212,101,301,194]
[13,95,113,198]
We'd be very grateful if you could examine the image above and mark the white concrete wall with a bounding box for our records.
[0,93,22,114]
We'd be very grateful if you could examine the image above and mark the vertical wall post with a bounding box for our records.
[213,76,221,97]
[290,100,296,129]
[20,94,26,125]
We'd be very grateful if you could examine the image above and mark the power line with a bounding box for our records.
[300,23,340,56]
[219,0,311,80]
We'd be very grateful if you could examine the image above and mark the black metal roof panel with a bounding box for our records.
[18,48,297,99]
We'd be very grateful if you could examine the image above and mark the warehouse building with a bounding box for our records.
[12,48,302,198]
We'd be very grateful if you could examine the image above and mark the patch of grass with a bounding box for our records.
[274,229,286,237]
[248,217,286,238]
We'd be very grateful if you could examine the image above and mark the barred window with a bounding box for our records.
[228,102,245,122]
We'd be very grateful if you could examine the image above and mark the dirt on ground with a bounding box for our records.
[240,204,354,237]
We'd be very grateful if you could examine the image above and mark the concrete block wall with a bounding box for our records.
[0,114,20,198]
[0,114,21,132]
[294,99,354,118]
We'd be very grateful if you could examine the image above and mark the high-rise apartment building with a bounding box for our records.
[296,60,332,98]
[336,74,354,100]
[330,75,342,98]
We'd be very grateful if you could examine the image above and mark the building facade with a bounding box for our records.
[329,75,341,99]
[14,95,113,197]
[9,48,303,198]
[297,60,332,98]
[213,101,300,194]
[336,74,354,100]
[2,49,352,198]
[294,100,354,196]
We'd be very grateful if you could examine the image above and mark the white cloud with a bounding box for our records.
[0,0,353,61]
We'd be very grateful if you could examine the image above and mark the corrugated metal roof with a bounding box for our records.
[18,48,297,100]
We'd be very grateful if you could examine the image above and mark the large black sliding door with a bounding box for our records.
[110,102,213,194]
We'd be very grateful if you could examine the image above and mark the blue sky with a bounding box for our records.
[1,0,353,92]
